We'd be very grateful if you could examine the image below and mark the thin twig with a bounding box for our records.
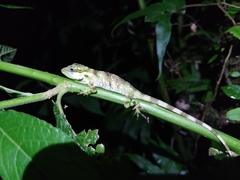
[178,2,240,26]
[211,45,233,105]
[201,45,233,122]
[192,46,233,159]
[218,3,236,25]
[180,2,240,11]
[221,2,240,9]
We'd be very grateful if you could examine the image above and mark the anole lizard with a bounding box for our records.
[61,63,232,156]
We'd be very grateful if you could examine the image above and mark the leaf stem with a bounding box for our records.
[0,84,65,109]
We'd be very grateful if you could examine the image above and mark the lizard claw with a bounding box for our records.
[79,89,97,96]
[79,90,91,96]
[132,101,149,123]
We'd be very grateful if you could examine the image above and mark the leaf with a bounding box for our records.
[229,71,240,78]
[144,2,174,23]
[122,116,149,141]
[152,153,184,174]
[53,103,77,141]
[227,26,240,40]
[76,129,104,156]
[221,84,240,99]
[208,54,218,63]
[112,0,185,35]
[155,15,171,79]
[226,108,240,121]
[111,2,174,78]
[164,0,186,14]
[226,4,240,18]
[0,45,17,62]
[112,3,164,35]
[0,85,32,97]
[126,153,164,174]
[0,4,33,9]
[0,110,103,180]
[188,83,208,93]
[96,144,105,154]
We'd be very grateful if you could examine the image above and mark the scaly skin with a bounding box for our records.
[61,63,232,156]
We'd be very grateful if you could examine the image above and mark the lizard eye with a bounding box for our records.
[70,67,74,72]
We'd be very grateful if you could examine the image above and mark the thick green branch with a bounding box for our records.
[0,61,65,85]
[63,79,240,154]
[0,61,240,154]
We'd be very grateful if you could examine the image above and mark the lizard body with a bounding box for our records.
[61,63,231,156]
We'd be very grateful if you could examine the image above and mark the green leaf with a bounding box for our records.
[0,110,102,180]
[190,64,200,81]
[76,129,104,155]
[147,137,187,174]
[164,0,186,13]
[126,153,164,174]
[203,90,213,103]
[227,26,240,39]
[112,3,164,35]
[77,129,99,146]
[221,84,240,99]
[53,103,77,143]
[0,45,17,62]
[188,83,208,93]
[96,144,105,154]
[149,136,178,155]
[229,71,240,78]
[122,114,149,141]
[226,3,240,18]
[208,54,218,63]
[226,108,240,121]
[0,85,32,97]
[152,153,184,174]
[144,2,176,23]
[0,4,33,9]
[112,0,185,35]
[155,14,171,79]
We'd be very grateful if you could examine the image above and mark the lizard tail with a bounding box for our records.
[134,92,232,156]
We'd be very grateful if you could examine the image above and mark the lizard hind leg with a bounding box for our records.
[124,98,149,123]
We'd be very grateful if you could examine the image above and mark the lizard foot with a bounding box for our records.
[132,101,149,123]
[79,89,97,96]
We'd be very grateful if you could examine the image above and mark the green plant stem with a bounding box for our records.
[56,88,69,115]
[64,79,240,154]
[0,93,45,109]
[137,0,145,9]
[0,61,240,153]
[0,61,65,85]
[0,85,32,96]
[0,85,65,109]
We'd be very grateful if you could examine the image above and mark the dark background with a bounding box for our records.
[1,0,240,178]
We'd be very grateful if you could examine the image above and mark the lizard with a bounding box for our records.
[61,63,232,156]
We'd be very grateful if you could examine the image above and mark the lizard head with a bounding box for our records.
[61,63,90,81]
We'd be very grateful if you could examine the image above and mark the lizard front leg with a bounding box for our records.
[80,81,97,96]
